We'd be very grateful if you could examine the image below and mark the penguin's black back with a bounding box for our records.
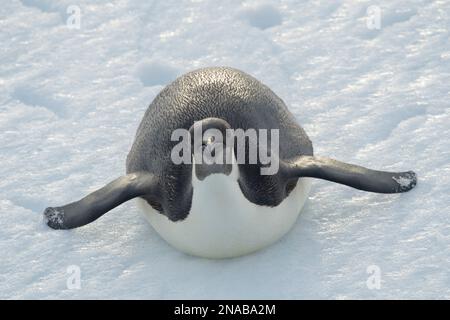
[126,67,313,221]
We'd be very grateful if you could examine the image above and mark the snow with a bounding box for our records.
[1,0,449,299]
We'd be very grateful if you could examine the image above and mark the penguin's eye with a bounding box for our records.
[203,136,215,145]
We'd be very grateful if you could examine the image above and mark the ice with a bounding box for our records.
[0,0,449,299]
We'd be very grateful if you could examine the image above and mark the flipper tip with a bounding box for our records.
[43,207,67,229]
[392,171,417,192]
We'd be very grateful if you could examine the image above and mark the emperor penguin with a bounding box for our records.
[44,67,417,258]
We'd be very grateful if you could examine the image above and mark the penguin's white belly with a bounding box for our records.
[138,174,311,259]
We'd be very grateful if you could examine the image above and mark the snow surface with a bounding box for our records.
[1,0,449,299]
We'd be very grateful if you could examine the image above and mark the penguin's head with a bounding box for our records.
[189,118,234,181]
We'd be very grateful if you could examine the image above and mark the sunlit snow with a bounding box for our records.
[0,0,449,299]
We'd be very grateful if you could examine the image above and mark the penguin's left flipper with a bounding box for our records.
[282,156,417,194]
[44,172,159,230]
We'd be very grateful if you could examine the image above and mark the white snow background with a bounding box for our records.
[1,0,449,299]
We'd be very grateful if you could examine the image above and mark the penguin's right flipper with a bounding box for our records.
[44,172,160,229]
[282,156,417,194]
